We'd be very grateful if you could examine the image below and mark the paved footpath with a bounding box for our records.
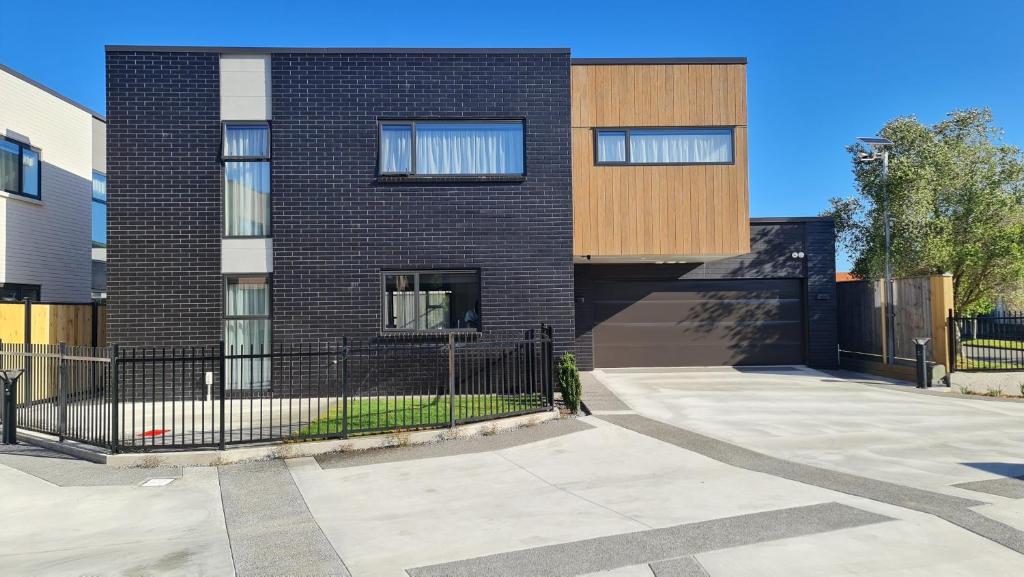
[3,367,1024,575]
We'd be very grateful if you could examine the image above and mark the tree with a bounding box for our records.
[825,108,1024,314]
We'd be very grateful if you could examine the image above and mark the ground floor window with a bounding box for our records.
[225,276,271,389]
[0,283,41,302]
[382,271,480,332]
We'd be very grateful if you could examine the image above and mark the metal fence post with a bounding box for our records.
[947,308,957,374]
[543,324,554,408]
[110,344,120,454]
[219,340,226,450]
[448,332,456,428]
[58,342,68,442]
[24,299,32,407]
[341,337,348,439]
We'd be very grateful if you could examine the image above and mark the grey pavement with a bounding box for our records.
[406,503,890,577]
[7,366,1024,575]
[219,460,350,577]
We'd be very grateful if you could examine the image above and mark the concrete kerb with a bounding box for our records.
[16,408,560,468]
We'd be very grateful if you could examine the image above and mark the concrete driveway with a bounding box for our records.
[3,367,1024,576]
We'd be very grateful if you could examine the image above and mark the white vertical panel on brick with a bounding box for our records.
[220,55,271,121]
[0,68,95,302]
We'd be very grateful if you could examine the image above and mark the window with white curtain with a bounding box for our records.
[225,276,272,390]
[382,271,481,332]
[595,128,733,165]
[379,121,524,176]
[223,124,270,237]
[1,138,41,199]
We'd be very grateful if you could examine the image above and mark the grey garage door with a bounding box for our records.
[592,278,805,368]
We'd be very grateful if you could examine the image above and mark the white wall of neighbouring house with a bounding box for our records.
[0,66,98,302]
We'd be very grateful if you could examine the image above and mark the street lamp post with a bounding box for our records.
[858,136,896,365]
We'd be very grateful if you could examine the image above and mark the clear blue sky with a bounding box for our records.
[3,0,1022,266]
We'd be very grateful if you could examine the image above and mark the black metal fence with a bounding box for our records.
[950,312,1024,371]
[0,326,554,452]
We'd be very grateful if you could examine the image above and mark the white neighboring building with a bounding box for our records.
[0,63,105,302]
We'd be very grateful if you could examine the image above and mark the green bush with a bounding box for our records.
[559,352,582,414]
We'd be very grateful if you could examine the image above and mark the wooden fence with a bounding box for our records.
[0,301,106,346]
[837,274,953,380]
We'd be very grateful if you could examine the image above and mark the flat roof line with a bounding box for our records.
[105,45,570,54]
[0,63,105,121]
[750,216,834,223]
[572,57,747,65]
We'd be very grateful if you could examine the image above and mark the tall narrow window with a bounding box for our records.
[1,138,41,199]
[92,172,107,246]
[223,124,270,237]
[379,121,524,177]
[225,276,272,390]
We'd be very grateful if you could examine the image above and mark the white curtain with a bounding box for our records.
[597,131,626,162]
[225,162,270,236]
[225,278,271,390]
[416,123,523,175]
[0,141,18,193]
[387,290,452,330]
[629,129,732,163]
[224,126,269,157]
[380,125,412,173]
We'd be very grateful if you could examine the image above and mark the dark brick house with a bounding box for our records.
[106,46,837,381]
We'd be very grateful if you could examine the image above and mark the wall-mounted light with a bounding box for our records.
[791,252,806,259]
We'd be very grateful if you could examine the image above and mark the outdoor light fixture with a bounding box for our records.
[857,135,896,364]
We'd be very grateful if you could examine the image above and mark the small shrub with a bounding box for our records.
[1019,383,1024,397]
[559,352,583,414]
[957,385,973,395]
[984,386,1002,397]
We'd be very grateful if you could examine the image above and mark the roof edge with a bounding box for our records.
[572,57,746,65]
[0,63,105,121]
[105,45,571,55]
[750,216,834,223]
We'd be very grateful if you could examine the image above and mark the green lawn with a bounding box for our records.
[295,394,546,437]
[957,356,1023,370]
[962,338,1024,350]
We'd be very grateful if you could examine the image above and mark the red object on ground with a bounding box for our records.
[141,429,170,437]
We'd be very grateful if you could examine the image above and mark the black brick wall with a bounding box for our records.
[574,219,838,370]
[106,51,222,347]
[107,50,575,357]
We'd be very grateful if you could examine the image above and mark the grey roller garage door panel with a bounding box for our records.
[593,278,805,367]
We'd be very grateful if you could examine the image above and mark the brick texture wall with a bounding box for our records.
[107,50,575,356]
[269,52,574,353]
[106,51,222,346]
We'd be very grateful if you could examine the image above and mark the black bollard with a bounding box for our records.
[2,370,23,444]
[913,338,931,389]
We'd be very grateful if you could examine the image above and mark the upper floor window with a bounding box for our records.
[92,172,107,246]
[0,138,41,199]
[379,120,524,177]
[222,123,270,237]
[595,128,733,165]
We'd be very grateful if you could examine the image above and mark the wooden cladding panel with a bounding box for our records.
[572,64,747,128]
[572,126,749,258]
[572,63,749,258]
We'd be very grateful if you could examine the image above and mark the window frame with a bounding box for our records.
[0,283,41,302]
[593,127,735,166]
[92,171,107,246]
[220,121,272,239]
[1,136,42,200]
[377,119,527,180]
[380,269,482,334]
[223,274,273,391]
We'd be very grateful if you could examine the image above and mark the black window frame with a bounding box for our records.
[1,136,42,200]
[0,283,42,302]
[593,127,736,166]
[380,269,482,334]
[220,121,272,239]
[377,119,527,181]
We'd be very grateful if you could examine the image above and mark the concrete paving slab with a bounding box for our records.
[580,564,657,577]
[219,460,350,577]
[0,442,181,485]
[405,502,891,577]
[956,475,1024,499]
[695,509,1024,576]
[0,457,232,576]
[648,556,710,577]
[316,416,592,469]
